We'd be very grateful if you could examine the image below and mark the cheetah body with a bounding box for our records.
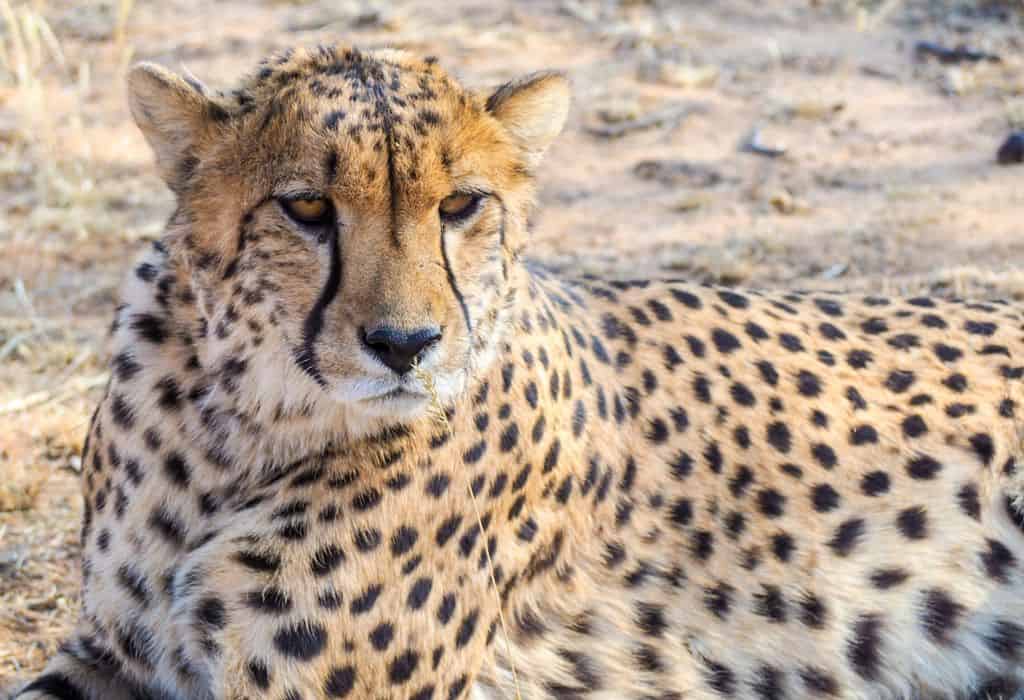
[16,45,1024,700]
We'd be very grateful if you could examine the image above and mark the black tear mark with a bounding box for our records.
[494,195,511,282]
[386,120,401,249]
[440,224,472,335]
[294,226,342,386]
[325,149,339,185]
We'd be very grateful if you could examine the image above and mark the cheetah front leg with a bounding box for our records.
[11,630,139,700]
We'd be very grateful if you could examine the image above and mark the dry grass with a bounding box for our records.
[2,0,1024,692]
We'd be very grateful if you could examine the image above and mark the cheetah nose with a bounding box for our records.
[361,326,442,375]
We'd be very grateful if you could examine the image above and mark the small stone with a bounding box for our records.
[997,132,1024,165]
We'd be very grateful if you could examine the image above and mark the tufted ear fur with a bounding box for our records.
[485,71,570,169]
[127,63,225,191]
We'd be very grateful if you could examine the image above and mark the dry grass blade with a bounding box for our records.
[411,361,522,699]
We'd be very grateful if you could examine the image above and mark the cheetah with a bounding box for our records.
[14,43,1024,700]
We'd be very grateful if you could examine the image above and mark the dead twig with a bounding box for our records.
[914,41,1001,65]
[585,103,705,140]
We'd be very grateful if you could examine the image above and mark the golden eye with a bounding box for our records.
[439,192,483,222]
[281,197,331,225]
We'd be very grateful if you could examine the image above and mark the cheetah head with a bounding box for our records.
[127,45,568,423]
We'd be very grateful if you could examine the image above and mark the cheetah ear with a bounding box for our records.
[486,71,570,168]
[127,62,225,191]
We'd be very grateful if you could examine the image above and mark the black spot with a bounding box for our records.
[325,665,356,697]
[847,614,882,679]
[690,530,714,560]
[730,382,756,407]
[116,564,151,608]
[350,584,383,615]
[729,465,755,498]
[391,526,419,557]
[746,320,769,341]
[669,498,693,528]
[757,489,786,518]
[907,455,942,480]
[850,425,878,445]
[772,533,795,562]
[811,484,840,512]
[766,422,791,453]
[970,433,995,466]
[703,658,736,695]
[811,443,837,469]
[986,620,1024,659]
[110,393,136,430]
[884,372,917,392]
[721,512,746,544]
[131,313,168,344]
[437,593,457,625]
[965,320,997,336]
[426,473,451,498]
[671,288,703,309]
[354,528,381,552]
[369,622,394,651]
[248,659,271,690]
[196,597,226,628]
[686,335,706,358]
[933,343,962,362]
[901,415,927,438]
[861,318,887,335]
[389,650,419,685]
[646,418,669,444]
[944,373,968,392]
[828,518,865,557]
[815,298,843,316]
[981,539,1016,583]
[698,436,727,471]
[753,584,787,623]
[718,290,748,308]
[861,471,890,496]
[800,667,839,696]
[752,665,784,700]
[462,441,487,465]
[847,349,872,369]
[896,506,928,540]
[921,588,963,645]
[779,333,804,352]
[870,568,909,589]
[819,322,845,341]
[273,622,327,660]
[757,361,779,386]
[957,483,981,520]
[796,370,822,397]
[704,581,734,619]
[800,593,827,629]
[235,549,280,573]
[163,452,191,488]
[712,328,742,354]
[244,586,292,614]
[21,674,88,700]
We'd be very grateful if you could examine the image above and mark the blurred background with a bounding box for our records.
[0,0,1022,687]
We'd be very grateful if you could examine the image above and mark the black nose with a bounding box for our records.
[362,326,442,375]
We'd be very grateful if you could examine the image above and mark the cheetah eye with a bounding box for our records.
[439,192,484,224]
[279,196,333,227]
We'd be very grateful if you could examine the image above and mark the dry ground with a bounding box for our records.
[1,0,1023,692]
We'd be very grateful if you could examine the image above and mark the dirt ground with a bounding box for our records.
[1,0,1023,692]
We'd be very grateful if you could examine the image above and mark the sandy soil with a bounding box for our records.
[1,0,1023,691]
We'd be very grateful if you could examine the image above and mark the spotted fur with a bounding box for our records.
[15,44,1024,700]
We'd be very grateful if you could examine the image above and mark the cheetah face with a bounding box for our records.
[127,46,568,422]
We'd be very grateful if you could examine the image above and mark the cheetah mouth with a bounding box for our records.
[363,387,429,403]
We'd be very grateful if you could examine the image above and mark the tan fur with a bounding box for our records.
[15,44,1024,700]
